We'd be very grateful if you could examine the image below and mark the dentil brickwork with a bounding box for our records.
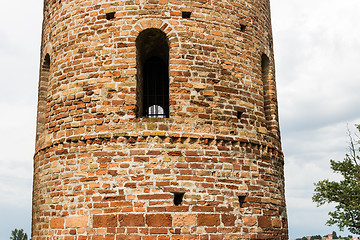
[33,0,288,239]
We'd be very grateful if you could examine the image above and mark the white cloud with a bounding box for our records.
[272,0,360,238]
[0,102,35,209]
[0,0,42,237]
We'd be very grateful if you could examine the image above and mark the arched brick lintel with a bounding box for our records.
[132,19,179,49]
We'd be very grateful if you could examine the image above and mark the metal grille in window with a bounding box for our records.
[147,105,165,118]
[142,56,169,118]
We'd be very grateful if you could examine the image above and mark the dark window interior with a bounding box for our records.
[240,24,247,32]
[261,54,270,127]
[136,28,170,118]
[106,12,115,20]
[44,53,50,69]
[182,11,192,19]
[174,193,185,206]
[142,56,169,118]
[238,195,246,208]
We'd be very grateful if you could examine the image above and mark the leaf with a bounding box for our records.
[313,125,360,235]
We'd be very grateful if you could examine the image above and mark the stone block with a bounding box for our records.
[243,216,256,226]
[221,214,236,226]
[146,214,172,227]
[172,214,196,227]
[66,216,88,228]
[93,214,117,228]
[119,214,145,227]
[50,218,64,229]
[258,216,272,228]
[197,214,220,226]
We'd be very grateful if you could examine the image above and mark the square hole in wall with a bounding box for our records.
[106,12,116,20]
[182,11,192,19]
[240,24,247,32]
[238,195,246,208]
[174,193,185,206]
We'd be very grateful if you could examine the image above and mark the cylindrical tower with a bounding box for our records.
[33,0,288,239]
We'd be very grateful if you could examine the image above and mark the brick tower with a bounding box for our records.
[33,0,288,239]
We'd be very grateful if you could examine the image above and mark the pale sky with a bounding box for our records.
[1,0,360,239]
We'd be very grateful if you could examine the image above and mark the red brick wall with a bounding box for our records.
[33,0,288,239]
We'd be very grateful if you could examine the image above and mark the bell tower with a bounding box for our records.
[33,0,288,239]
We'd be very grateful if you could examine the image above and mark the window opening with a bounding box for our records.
[261,54,270,129]
[240,24,247,32]
[237,111,243,119]
[36,53,51,141]
[106,12,115,20]
[147,105,165,118]
[238,196,246,208]
[182,11,192,19]
[174,193,185,206]
[136,28,170,118]
[142,56,169,118]
[44,53,50,69]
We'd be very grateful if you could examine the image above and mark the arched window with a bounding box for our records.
[261,54,270,129]
[44,53,50,69]
[136,28,169,118]
[36,53,51,140]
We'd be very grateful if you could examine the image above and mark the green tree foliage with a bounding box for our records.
[333,231,338,239]
[313,125,360,235]
[10,229,28,240]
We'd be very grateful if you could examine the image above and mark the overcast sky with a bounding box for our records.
[1,0,360,239]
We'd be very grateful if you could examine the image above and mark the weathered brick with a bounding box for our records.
[272,217,282,228]
[66,216,88,228]
[118,214,145,226]
[198,214,220,226]
[258,216,272,228]
[146,214,172,227]
[115,236,141,240]
[172,214,196,227]
[93,215,117,228]
[243,216,257,226]
[221,214,236,226]
[50,218,64,229]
